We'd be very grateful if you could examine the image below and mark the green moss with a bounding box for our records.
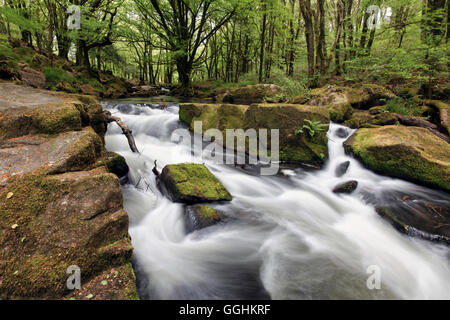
[196,205,223,221]
[164,163,232,201]
[106,153,129,178]
[346,126,450,191]
[33,103,82,134]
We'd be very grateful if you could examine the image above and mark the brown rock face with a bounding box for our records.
[18,66,46,89]
[215,84,285,104]
[0,83,138,300]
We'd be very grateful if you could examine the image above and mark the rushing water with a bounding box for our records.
[103,100,450,300]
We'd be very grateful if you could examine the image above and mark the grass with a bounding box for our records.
[385,98,424,116]
[43,66,75,86]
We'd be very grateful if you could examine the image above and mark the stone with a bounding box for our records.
[157,163,232,203]
[344,125,450,192]
[333,180,358,194]
[18,66,46,89]
[335,161,350,177]
[184,205,226,233]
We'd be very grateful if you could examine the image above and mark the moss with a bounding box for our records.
[33,103,82,134]
[345,126,450,191]
[106,153,129,178]
[196,205,223,221]
[162,163,232,202]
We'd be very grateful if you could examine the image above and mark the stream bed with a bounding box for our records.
[103,100,450,300]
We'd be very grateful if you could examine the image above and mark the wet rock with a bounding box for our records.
[157,163,232,204]
[335,161,351,177]
[106,152,129,180]
[333,180,358,194]
[215,84,285,104]
[344,126,450,192]
[335,127,350,139]
[18,66,46,89]
[376,207,450,246]
[184,205,226,233]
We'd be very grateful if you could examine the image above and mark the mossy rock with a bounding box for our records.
[32,102,82,134]
[344,110,398,129]
[106,153,129,179]
[244,104,329,166]
[215,84,285,104]
[344,125,450,192]
[157,163,232,203]
[184,205,226,233]
[0,168,137,299]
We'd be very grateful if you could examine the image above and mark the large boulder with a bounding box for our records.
[244,104,329,166]
[425,100,450,135]
[290,84,397,120]
[184,205,226,233]
[0,83,138,299]
[344,126,450,192]
[157,163,232,203]
[179,103,330,166]
[215,84,285,104]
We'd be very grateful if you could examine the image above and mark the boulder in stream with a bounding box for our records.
[184,205,226,233]
[335,161,351,177]
[157,163,232,203]
[333,180,358,194]
[215,84,285,104]
[344,125,450,192]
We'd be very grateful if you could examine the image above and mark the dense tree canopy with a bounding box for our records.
[0,0,448,91]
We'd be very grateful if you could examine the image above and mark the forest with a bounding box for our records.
[0,0,448,95]
[1,0,450,302]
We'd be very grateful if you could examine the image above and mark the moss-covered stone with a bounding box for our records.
[184,205,226,233]
[425,100,450,135]
[333,180,358,194]
[344,125,450,191]
[106,152,129,179]
[215,84,285,104]
[158,163,232,203]
[344,110,398,129]
[244,104,329,166]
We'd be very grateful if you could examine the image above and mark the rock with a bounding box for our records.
[344,126,450,192]
[245,104,329,165]
[0,83,106,139]
[425,100,450,135]
[0,83,137,299]
[215,84,285,104]
[103,82,128,99]
[0,128,102,186]
[106,152,129,180]
[78,84,98,96]
[18,66,46,89]
[344,110,398,129]
[290,84,396,114]
[157,163,232,203]
[333,180,358,194]
[335,127,350,139]
[0,167,137,299]
[335,161,350,177]
[369,106,386,115]
[184,205,226,233]
[179,103,330,166]
[376,207,450,245]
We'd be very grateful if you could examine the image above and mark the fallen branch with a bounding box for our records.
[103,110,139,153]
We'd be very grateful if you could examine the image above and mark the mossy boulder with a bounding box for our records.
[0,167,137,299]
[244,104,329,166]
[106,152,129,179]
[184,205,226,233]
[179,103,330,166]
[343,110,398,129]
[157,163,232,203]
[344,126,450,192]
[291,84,396,113]
[215,84,286,104]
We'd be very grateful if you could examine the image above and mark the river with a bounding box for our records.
[103,99,450,300]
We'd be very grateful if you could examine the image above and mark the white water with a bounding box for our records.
[103,101,450,300]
